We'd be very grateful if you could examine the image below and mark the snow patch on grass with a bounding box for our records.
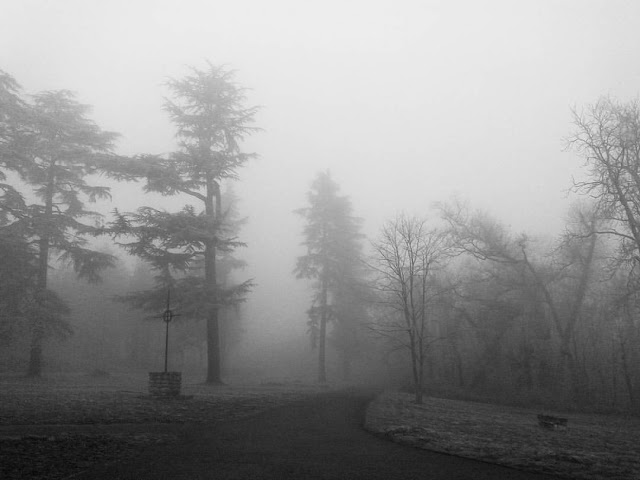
[365,391,640,480]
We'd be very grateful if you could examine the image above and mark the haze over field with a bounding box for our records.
[3,0,640,383]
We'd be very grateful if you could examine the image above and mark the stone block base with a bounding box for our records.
[148,371,182,397]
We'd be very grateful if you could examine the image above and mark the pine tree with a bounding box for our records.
[110,63,258,384]
[10,89,118,376]
[0,70,36,345]
[295,171,365,383]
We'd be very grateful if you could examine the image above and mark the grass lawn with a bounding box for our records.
[0,372,324,425]
[366,391,640,480]
[5,374,638,480]
[0,372,327,479]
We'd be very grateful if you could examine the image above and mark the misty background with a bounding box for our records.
[2,1,640,390]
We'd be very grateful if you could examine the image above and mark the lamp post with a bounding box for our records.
[148,289,182,397]
[163,307,173,373]
[161,289,180,373]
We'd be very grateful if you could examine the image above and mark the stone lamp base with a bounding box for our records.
[148,371,182,397]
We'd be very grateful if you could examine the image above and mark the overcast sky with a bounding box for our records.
[3,0,640,343]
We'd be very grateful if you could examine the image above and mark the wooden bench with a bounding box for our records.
[537,414,568,430]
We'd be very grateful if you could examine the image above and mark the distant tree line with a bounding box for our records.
[295,98,640,413]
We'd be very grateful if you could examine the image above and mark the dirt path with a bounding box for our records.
[72,389,559,479]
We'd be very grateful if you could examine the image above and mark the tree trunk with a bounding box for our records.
[611,335,618,408]
[318,314,327,383]
[28,167,55,377]
[449,336,465,387]
[416,345,425,404]
[318,276,328,383]
[341,353,352,382]
[27,324,43,377]
[27,270,46,376]
[409,336,423,404]
[619,335,635,406]
[414,360,424,404]
[204,178,222,384]
[557,342,580,404]
[206,310,221,383]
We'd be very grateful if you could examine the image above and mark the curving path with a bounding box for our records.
[76,389,560,479]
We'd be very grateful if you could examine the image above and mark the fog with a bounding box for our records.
[3,1,640,386]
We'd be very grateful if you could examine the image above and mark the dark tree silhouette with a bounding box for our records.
[295,171,365,383]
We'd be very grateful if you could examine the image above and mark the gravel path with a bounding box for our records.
[72,388,560,480]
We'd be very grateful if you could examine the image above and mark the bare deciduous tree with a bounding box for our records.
[570,97,640,257]
[440,199,601,400]
[370,214,449,403]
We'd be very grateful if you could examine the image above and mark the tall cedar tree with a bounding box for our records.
[295,171,365,383]
[7,89,118,376]
[110,63,258,384]
[0,71,37,345]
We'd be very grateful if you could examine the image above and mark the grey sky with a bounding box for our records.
[3,0,640,341]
